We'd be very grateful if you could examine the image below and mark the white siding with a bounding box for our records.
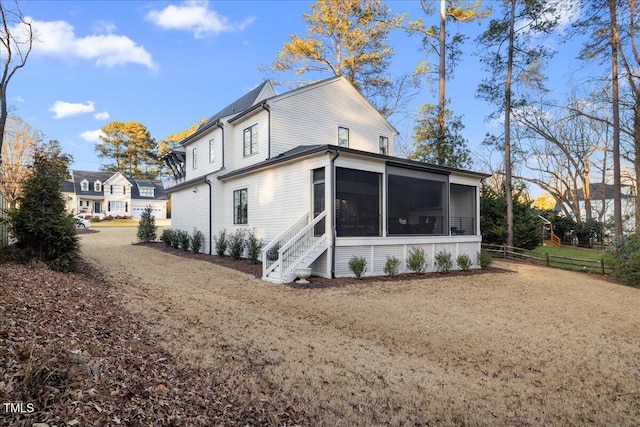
[270,79,396,157]
[182,127,225,181]
[231,110,270,171]
[171,185,211,253]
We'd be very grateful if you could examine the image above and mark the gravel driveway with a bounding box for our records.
[79,227,640,426]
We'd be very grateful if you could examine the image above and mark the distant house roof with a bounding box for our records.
[575,183,633,200]
[63,170,166,200]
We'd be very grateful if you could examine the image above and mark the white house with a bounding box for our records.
[61,170,168,219]
[164,76,488,283]
[571,183,636,233]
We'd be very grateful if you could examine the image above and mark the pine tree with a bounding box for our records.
[8,140,79,271]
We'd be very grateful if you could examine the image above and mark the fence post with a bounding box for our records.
[502,243,506,259]
[546,253,550,267]
[601,258,605,275]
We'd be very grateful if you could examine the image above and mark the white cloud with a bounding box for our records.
[30,19,157,70]
[94,111,110,120]
[14,96,25,103]
[80,129,105,143]
[49,100,95,119]
[93,20,116,34]
[146,1,254,38]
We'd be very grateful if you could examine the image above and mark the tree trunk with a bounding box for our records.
[635,101,640,237]
[504,0,516,247]
[438,0,446,136]
[609,0,623,236]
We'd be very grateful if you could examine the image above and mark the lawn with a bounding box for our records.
[532,245,604,261]
[72,227,640,426]
[90,218,139,227]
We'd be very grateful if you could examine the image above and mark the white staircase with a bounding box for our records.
[262,211,328,284]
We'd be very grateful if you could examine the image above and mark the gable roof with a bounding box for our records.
[71,170,113,197]
[64,170,166,200]
[575,183,633,200]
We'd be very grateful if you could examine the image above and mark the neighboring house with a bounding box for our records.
[559,183,636,233]
[163,76,489,283]
[61,170,168,219]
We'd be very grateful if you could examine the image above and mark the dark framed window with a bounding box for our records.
[209,138,215,163]
[379,136,389,155]
[243,124,258,157]
[336,168,381,237]
[338,126,349,147]
[387,167,448,235]
[192,147,198,169]
[233,188,248,224]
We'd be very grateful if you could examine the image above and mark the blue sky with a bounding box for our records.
[9,0,585,177]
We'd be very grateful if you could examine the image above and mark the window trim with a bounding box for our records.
[192,147,198,169]
[209,138,215,163]
[94,181,102,192]
[80,180,89,192]
[233,188,248,225]
[338,126,349,148]
[243,124,258,157]
[379,136,389,155]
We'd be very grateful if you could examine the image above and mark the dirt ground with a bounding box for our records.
[79,227,640,426]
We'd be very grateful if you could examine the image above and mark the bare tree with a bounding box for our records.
[0,115,40,208]
[0,0,33,160]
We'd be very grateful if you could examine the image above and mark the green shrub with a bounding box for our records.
[245,229,263,264]
[478,250,493,269]
[214,229,228,256]
[406,247,427,274]
[348,256,367,279]
[228,229,245,259]
[190,228,204,254]
[136,206,157,243]
[605,236,640,287]
[8,141,79,272]
[266,243,280,262]
[384,256,400,276]
[175,230,190,251]
[160,229,175,246]
[456,253,472,271]
[434,250,453,273]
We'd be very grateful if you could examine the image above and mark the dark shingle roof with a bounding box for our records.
[127,177,167,200]
[575,183,633,200]
[72,170,113,197]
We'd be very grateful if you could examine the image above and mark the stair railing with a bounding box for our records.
[262,212,310,279]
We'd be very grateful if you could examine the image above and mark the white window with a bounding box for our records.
[243,124,258,157]
[233,188,248,224]
[94,181,102,192]
[140,187,154,197]
[379,136,389,155]
[338,127,349,148]
[110,185,125,195]
[192,147,198,169]
[209,138,215,163]
[108,201,128,212]
[80,180,89,191]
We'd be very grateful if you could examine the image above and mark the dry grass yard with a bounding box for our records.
[80,228,640,426]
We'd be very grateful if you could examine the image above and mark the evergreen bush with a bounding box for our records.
[228,229,245,259]
[190,228,204,254]
[176,230,190,251]
[214,229,228,256]
[478,250,493,269]
[434,250,453,273]
[266,243,280,262]
[348,256,367,279]
[160,229,175,246]
[456,253,472,271]
[245,229,263,264]
[406,247,427,273]
[384,256,400,276]
[136,206,157,243]
[8,141,80,272]
[605,236,640,287]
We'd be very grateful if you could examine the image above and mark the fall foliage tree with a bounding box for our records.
[158,118,207,157]
[0,115,40,208]
[96,121,159,179]
[268,0,416,117]
[0,0,33,160]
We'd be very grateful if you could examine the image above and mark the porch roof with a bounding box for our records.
[217,144,491,181]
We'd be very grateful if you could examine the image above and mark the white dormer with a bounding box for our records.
[94,180,102,192]
[80,179,89,192]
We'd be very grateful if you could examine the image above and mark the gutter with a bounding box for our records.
[204,176,213,255]
[217,122,225,169]
[262,103,271,159]
[329,149,340,278]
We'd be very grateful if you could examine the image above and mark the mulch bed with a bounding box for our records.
[138,241,511,289]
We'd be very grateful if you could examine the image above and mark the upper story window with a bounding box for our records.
[192,147,198,169]
[338,127,349,148]
[209,138,215,163]
[110,185,125,195]
[379,136,389,155]
[233,188,248,224]
[243,124,258,157]
[80,180,89,192]
[140,187,155,197]
[94,181,102,192]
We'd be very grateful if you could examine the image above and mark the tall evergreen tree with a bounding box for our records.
[8,140,79,271]
[96,121,159,179]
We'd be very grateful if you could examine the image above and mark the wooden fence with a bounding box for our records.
[482,243,611,275]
